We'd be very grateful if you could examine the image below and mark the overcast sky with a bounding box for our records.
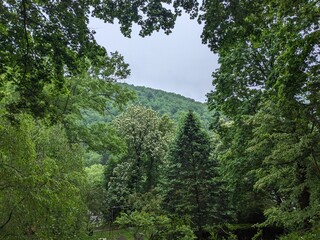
[88,14,218,102]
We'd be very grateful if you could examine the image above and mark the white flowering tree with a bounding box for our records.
[104,105,174,218]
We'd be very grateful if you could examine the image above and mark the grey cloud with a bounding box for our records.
[89,14,218,102]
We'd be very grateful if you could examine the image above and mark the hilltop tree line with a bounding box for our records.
[1,0,320,239]
[84,83,212,127]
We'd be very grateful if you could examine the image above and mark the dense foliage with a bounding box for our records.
[97,83,213,128]
[1,0,320,239]
[164,111,229,237]
[0,0,197,120]
[125,84,212,126]
[104,106,174,217]
[0,116,87,239]
[0,1,200,238]
[201,0,320,238]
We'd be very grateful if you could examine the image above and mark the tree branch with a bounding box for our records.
[0,209,14,230]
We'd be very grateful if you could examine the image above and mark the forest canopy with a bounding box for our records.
[1,0,320,239]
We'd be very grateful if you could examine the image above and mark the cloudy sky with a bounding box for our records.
[89,14,218,102]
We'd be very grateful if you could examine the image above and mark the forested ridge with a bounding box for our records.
[102,83,212,126]
[1,0,320,240]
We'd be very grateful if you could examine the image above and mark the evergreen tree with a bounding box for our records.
[165,111,223,237]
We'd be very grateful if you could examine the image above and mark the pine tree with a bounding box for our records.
[165,111,223,236]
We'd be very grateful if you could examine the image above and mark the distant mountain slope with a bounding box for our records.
[86,84,212,127]
[123,84,212,127]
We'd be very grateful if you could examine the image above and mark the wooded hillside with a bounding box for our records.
[1,1,320,239]
[87,83,212,127]
[118,84,211,126]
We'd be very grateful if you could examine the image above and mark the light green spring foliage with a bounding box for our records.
[0,115,87,239]
[85,164,107,217]
[116,211,196,240]
[85,164,105,186]
[116,210,170,240]
[55,57,133,154]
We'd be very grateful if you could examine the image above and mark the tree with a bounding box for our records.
[0,0,199,120]
[122,84,212,127]
[104,106,174,221]
[0,116,87,239]
[0,1,202,238]
[116,210,196,240]
[248,99,320,232]
[164,111,224,237]
[200,0,320,237]
[112,105,174,192]
[85,164,106,220]
[45,54,135,157]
